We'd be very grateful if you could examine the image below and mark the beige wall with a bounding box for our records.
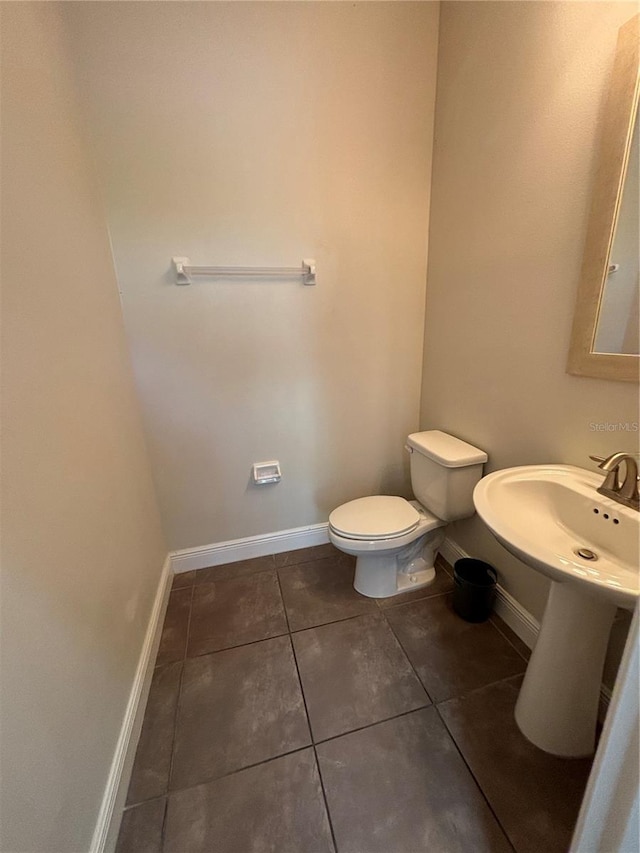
[63,1,440,551]
[0,5,166,851]
[422,0,639,674]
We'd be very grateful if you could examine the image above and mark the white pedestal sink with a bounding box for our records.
[473,465,639,758]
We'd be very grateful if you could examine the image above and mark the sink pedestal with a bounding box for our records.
[515,580,616,757]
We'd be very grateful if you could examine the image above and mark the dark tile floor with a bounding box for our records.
[116,545,593,853]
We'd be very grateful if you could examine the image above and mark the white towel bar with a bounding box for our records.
[172,257,316,286]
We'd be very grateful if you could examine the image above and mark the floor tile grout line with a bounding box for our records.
[185,628,291,660]
[154,585,193,669]
[187,548,346,587]
[161,744,315,802]
[286,606,434,745]
[160,796,169,852]
[473,614,531,670]
[434,702,518,853]
[275,554,354,577]
[179,606,389,662]
[275,553,349,573]
[170,551,335,589]
[290,607,383,637]
[276,566,339,852]
[376,588,453,611]
[378,588,455,616]
[274,566,293,636]
[379,592,527,706]
[274,568,317,757]
[280,574,340,853]
[433,672,526,710]
[312,744,339,853]
[379,605,436,705]
[180,561,289,659]
[489,617,531,664]
[286,585,453,635]
[159,581,195,845]
[312,703,433,748]
[170,580,194,592]
[433,551,517,848]
[273,565,459,747]
[193,558,276,586]
[123,584,192,820]
[121,792,167,813]
[183,582,196,662]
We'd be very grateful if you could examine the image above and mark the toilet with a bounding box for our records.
[328,430,488,598]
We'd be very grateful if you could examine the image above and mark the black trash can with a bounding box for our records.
[453,559,497,623]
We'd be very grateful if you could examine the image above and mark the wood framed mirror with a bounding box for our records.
[567,13,639,382]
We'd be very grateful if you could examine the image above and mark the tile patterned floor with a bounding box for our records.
[116,546,593,853]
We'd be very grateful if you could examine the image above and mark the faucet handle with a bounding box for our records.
[590,454,621,491]
[591,452,640,510]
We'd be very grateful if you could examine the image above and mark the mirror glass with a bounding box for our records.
[593,112,639,355]
[567,13,639,382]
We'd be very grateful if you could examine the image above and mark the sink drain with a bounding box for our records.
[575,547,598,561]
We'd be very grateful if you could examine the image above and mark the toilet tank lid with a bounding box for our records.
[407,430,488,468]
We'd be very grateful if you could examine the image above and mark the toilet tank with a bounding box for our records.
[407,430,488,521]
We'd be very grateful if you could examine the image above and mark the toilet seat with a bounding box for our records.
[327,430,486,598]
[329,496,421,541]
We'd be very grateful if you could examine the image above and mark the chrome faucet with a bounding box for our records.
[590,452,639,510]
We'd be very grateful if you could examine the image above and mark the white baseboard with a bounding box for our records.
[90,555,173,853]
[440,537,612,720]
[170,522,330,574]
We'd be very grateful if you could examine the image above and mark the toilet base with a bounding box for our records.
[353,529,445,598]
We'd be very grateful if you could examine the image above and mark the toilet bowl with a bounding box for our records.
[329,497,446,597]
[328,431,487,598]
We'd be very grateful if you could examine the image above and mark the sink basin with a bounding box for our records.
[473,464,639,758]
[473,464,639,610]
